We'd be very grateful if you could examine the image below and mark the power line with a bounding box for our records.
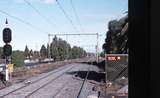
[56,0,78,32]
[0,9,48,35]
[23,0,61,32]
[70,0,84,32]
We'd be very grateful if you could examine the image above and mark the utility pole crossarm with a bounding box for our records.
[48,33,101,63]
[49,33,102,36]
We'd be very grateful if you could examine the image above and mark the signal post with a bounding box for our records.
[2,19,12,81]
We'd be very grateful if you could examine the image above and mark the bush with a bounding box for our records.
[11,51,25,67]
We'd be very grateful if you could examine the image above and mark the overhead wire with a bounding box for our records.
[56,0,78,33]
[0,9,48,35]
[70,0,84,32]
[23,0,61,32]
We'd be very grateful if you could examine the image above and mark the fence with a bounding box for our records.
[104,54,128,98]
[105,54,128,82]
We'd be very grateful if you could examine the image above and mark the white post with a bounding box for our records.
[5,64,9,81]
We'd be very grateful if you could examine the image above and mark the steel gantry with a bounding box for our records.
[48,33,102,62]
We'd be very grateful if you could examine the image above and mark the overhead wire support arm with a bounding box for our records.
[49,33,102,36]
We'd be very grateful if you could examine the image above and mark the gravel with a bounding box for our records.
[0,63,100,98]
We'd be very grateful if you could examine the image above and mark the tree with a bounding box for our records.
[50,36,86,61]
[12,50,25,67]
[33,51,40,59]
[57,39,70,60]
[29,49,33,60]
[103,14,128,54]
[40,45,47,59]
[24,45,29,59]
[50,36,59,61]
[71,46,78,59]
[70,46,86,59]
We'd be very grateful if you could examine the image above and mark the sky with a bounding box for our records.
[0,0,128,53]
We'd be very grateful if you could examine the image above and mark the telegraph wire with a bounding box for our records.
[56,0,78,32]
[0,9,48,35]
[70,0,84,32]
[23,0,61,32]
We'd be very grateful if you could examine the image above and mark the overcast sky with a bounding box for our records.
[0,0,128,53]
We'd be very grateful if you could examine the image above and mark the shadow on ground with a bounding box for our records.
[66,71,105,82]
[81,60,105,72]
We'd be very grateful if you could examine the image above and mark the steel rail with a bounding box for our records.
[24,66,74,98]
[0,65,74,98]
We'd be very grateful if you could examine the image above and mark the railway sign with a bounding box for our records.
[107,56,121,61]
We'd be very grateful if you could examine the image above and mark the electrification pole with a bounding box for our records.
[48,34,51,61]
[96,33,99,63]
[66,34,68,60]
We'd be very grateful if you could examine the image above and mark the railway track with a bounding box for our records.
[52,64,91,98]
[25,63,88,98]
[25,67,74,98]
[0,61,97,98]
[76,65,91,98]
[51,80,70,98]
[50,66,87,98]
[0,64,75,98]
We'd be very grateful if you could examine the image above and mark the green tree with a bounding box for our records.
[57,39,70,60]
[12,50,25,67]
[50,36,59,61]
[71,46,85,59]
[50,36,86,60]
[29,49,33,60]
[103,14,128,54]
[33,51,40,59]
[24,45,29,59]
[40,45,47,59]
